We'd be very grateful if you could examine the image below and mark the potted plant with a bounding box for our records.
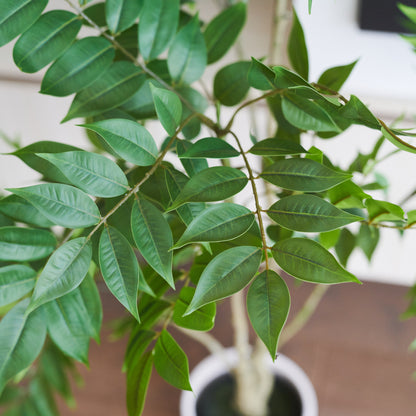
[1,0,416,415]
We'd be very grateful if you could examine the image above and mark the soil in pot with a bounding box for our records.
[195,373,302,416]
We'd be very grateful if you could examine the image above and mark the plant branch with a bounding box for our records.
[279,284,329,348]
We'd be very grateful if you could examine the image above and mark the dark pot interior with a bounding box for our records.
[195,372,303,416]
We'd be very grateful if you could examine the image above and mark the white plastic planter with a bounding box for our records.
[180,348,318,416]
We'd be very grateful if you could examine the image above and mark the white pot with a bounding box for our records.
[180,348,318,416]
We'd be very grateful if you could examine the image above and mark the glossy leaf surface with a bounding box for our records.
[272,238,360,284]
[261,158,351,192]
[186,246,262,314]
[0,226,56,261]
[179,137,239,159]
[288,10,308,80]
[13,10,82,73]
[27,238,92,313]
[247,270,290,359]
[249,138,307,156]
[317,60,358,92]
[106,0,141,33]
[7,184,101,228]
[82,118,158,166]
[99,226,140,320]
[0,265,36,307]
[267,194,363,232]
[131,197,174,287]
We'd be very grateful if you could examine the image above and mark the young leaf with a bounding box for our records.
[260,158,351,192]
[273,66,310,89]
[82,119,158,166]
[40,37,115,96]
[126,350,153,416]
[173,287,216,331]
[204,2,247,64]
[249,138,307,156]
[167,14,207,85]
[172,203,255,249]
[176,140,209,176]
[308,0,313,13]
[131,196,174,287]
[27,238,92,313]
[0,226,56,261]
[272,238,360,284]
[247,270,290,359]
[365,198,405,223]
[213,61,251,106]
[63,61,146,122]
[7,184,101,228]
[340,95,381,130]
[0,0,47,47]
[327,180,370,209]
[248,58,276,90]
[0,265,36,307]
[154,330,192,391]
[13,10,82,73]
[317,60,358,92]
[105,0,142,34]
[99,226,140,321]
[150,85,182,136]
[186,246,262,314]
[179,137,240,159]
[0,299,46,396]
[0,195,55,228]
[266,194,363,232]
[168,166,248,210]
[139,0,180,62]
[288,10,309,80]
[43,275,102,364]
[36,151,129,198]
[282,92,341,132]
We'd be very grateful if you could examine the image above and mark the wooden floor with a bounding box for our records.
[58,278,416,416]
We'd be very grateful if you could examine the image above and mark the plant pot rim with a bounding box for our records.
[180,347,318,416]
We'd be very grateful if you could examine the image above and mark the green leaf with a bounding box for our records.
[340,95,381,130]
[335,228,355,267]
[7,184,101,228]
[176,140,208,176]
[0,0,47,47]
[365,199,405,223]
[308,0,313,13]
[288,10,309,80]
[179,137,240,159]
[40,37,115,96]
[105,0,142,34]
[131,197,174,287]
[204,2,246,64]
[10,141,81,183]
[63,61,146,121]
[150,85,182,136]
[126,350,153,416]
[0,265,36,307]
[272,66,310,89]
[380,122,416,154]
[319,229,341,249]
[282,92,341,132]
[82,118,158,166]
[356,223,379,261]
[272,238,360,284]
[27,238,92,313]
[173,203,255,249]
[0,299,46,395]
[0,195,55,228]
[13,10,82,73]
[186,246,262,314]
[260,158,351,192]
[28,377,58,416]
[317,60,358,92]
[36,151,129,198]
[173,287,216,331]
[248,58,276,90]
[266,194,363,232]
[213,60,251,106]
[99,226,140,320]
[124,329,155,372]
[139,0,179,62]
[407,210,416,227]
[247,270,290,359]
[43,274,102,364]
[0,226,56,261]
[168,166,248,210]
[327,180,370,209]
[249,138,307,156]
[154,330,192,391]
[168,14,207,85]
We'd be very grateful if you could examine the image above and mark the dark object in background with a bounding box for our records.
[359,0,416,33]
